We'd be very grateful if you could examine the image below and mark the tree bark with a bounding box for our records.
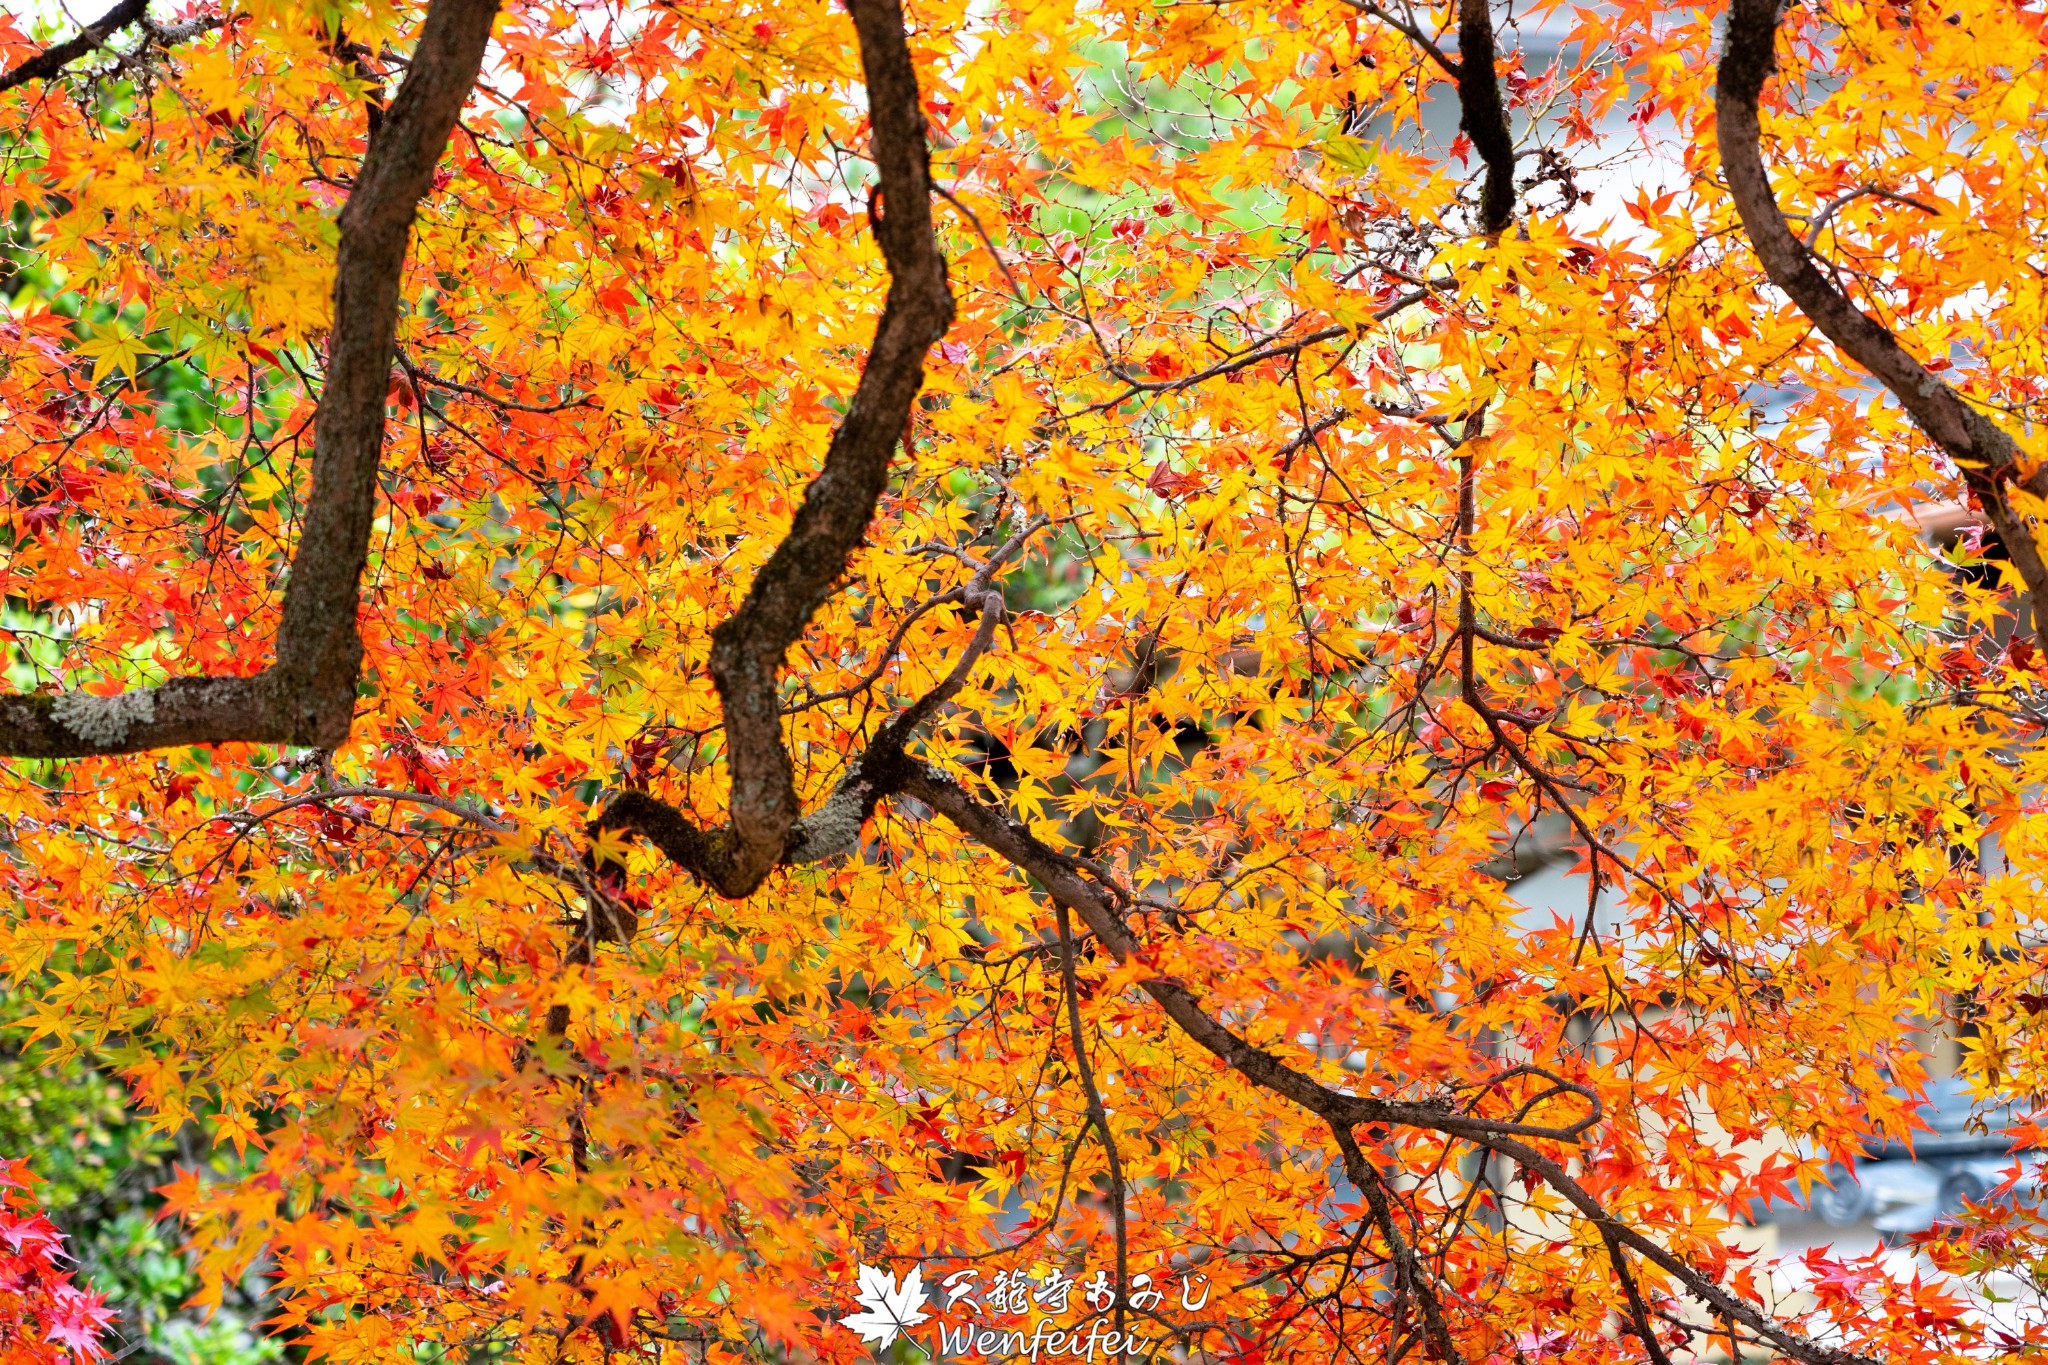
[1716,0,2048,640]
[0,0,502,756]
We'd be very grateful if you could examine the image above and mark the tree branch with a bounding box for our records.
[1798,183,1935,253]
[269,0,504,742]
[898,763,1595,1142]
[589,0,952,896]
[1334,1126,1462,1365]
[1716,0,2048,641]
[1603,1229,1677,1365]
[0,0,501,756]
[1480,1131,1879,1365]
[598,579,1007,891]
[1454,0,1515,236]
[1337,0,1512,235]
[1336,0,1461,82]
[900,762,1874,1365]
[0,0,149,92]
[1055,899,1129,1336]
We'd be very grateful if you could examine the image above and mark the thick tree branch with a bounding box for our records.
[0,0,148,91]
[596,583,1001,890]
[0,0,500,756]
[269,0,502,741]
[1716,0,2048,640]
[1340,0,1512,234]
[1454,0,1514,236]
[0,4,226,91]
[594,517,1052,904]
[0,675,273,758]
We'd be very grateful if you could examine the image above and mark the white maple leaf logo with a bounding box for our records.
[838,1263,931,1351]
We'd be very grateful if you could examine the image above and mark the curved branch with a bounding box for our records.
[899,762,1596,1144]
[1091,288,1429,412]
[1716,0,2048,640]
[0,0,501,756]
[597,584,1001,887]
[596,528,1053,905]
[592,0,952,897]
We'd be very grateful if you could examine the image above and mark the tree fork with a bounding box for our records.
[589,0,958,899]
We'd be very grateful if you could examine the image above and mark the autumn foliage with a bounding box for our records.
[0,0,2046,1361]
[0,1161,112,1363]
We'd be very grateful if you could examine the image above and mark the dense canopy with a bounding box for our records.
[0,0,2046,1360]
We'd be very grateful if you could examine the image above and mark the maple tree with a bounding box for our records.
[0,0,2046,1359]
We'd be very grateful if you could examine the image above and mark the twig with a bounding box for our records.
[1798,183,1938,253]
[935,182,1029,306]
